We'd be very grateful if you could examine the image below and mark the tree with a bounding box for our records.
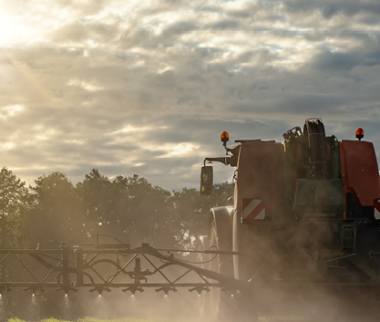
[76,170,177,247]
[0,167,29,248]
[76,169,114,238]
[0,168,30,318]
[23,172,82,247]
[123,174,176,247]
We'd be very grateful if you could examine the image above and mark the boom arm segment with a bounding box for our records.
[0,244,247,295]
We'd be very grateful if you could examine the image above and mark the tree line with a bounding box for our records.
[0,167,233,250]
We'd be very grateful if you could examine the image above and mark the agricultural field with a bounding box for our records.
[8,318,191,322]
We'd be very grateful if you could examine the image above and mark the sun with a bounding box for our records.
[0,6,41,46]
[0,14,25,46]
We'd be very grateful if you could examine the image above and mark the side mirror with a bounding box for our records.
[200,166,213,195]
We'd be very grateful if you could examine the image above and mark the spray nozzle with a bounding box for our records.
[155,286,177,295]
[89,286,111,295]
[122,285,144,295]
[56,286,78,294]
[23,286,45,295]
[188,286,210,295]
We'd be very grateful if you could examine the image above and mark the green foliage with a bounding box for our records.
[76,171,178,247]
[77,318,186,322]
[1,167,233,250]
[22,172,82,247]
[0,167,29,248]
[8,318,26,322]
[41,319,72,322]
[8,317,194,322]
[122,174,177,247]
[2,168,234,249]
[76,169,113,236]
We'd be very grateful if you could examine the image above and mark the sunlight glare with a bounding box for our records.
[0,11,40,46]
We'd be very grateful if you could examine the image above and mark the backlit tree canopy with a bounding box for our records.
[0,167,233,249]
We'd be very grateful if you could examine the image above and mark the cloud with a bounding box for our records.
[285,0,380,18]
[1,0,380,189]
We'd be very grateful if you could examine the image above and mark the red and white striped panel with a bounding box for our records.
[374,198,380,220]
[242,198,265,221]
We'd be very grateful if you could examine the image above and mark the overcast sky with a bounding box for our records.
[1,0,380,190]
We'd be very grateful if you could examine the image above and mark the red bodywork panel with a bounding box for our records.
[340,140,380,214]
[234,141,284,221]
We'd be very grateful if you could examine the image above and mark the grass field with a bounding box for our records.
[8,318,188,322]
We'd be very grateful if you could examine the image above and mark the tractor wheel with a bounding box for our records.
[199,208,233,321]
[202,208,253,322]
[206,214,233,320]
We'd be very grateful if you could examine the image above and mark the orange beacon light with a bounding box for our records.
[356,128,364,141]
[221,131,229,144]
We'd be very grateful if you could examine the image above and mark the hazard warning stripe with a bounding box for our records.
[374,198,380,220]
[242,198,265,220]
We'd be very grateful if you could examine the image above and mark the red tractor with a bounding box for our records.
[201,118,380,321]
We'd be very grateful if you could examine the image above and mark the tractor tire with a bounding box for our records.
[200,207,233,321]
[202,207,253,322]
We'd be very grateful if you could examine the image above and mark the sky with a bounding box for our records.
[1,0,380,190]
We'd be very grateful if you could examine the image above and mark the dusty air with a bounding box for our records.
[1,118,380,322]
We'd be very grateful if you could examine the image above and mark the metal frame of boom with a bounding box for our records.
[0,243,247,295]
[2,242,380,296]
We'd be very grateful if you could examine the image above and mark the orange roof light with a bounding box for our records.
[356,128,364,141]
[221,131,229,143]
